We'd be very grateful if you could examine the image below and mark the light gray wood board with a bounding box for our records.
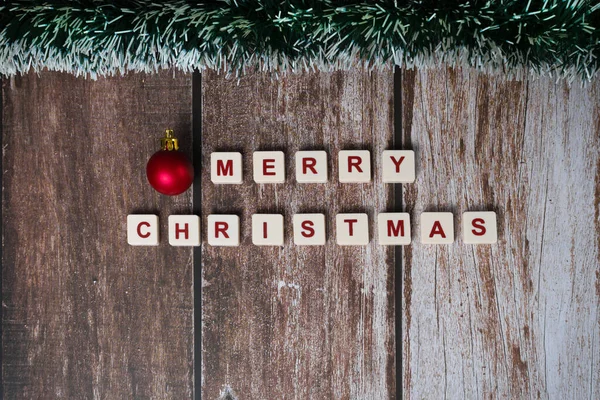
[201,70,396,399]
[2,72,194,398]
[401,68,600,399]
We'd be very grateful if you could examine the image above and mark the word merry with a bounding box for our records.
[127,212,497,247]
[211,150,415,184]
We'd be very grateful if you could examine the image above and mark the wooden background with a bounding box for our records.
[2,68,599,399]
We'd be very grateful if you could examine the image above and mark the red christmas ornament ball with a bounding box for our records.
[146,150,194,196]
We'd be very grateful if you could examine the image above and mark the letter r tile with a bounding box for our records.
[339,150,371,183]
[295,151,328,183]
[421,212,454,244]
[208,214,240,246]
[382,150,415,183]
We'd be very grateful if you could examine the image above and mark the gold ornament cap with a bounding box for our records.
[160,129,179,151]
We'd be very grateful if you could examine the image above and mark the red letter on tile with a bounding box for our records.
[390,156,406,172]
[175,223,189,240]
[471,218,487,236]
[137,222,151,238]
[348,156,363,173]
[263,159,276,176]
[302,157,317,174]
[344,219,358,236]
[217,159,233,176]
[429,221,446,238]
[301,221,315,237]
[215,222,230,238]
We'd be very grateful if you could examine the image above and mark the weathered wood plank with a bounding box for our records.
[201,70,396,399]
[2,72,194,398]
[401,68,600,398]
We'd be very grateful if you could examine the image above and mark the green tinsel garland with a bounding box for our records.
[0,1,598,80]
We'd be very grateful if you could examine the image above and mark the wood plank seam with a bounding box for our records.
[192,70,203,400]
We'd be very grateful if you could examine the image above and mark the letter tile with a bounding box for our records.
[463,211,498,244]
[421,212,454,244]
[211,152,243,184]
[378,212,411,245]
[253,151,285,183]
[168,215,201,246]
[382,150,415,183]
[127,214,159,246]
[252,214,284,246]
[295,151,328,183]
[336,213,369,245]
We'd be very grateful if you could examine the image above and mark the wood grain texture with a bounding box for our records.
[401,68,600,399]
[2,72,194,398]
[201,70,396,399]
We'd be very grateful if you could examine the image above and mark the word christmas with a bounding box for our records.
[127,212,497,247]
[211,150,415,183]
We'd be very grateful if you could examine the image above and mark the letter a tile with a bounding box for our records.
[293,214,326,245]
[421,212,454,244]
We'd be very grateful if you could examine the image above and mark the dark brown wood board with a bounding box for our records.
[2,72,194,398]
[200,70,396,399]
[401,68,600,398]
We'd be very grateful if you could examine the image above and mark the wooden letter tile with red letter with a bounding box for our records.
[252,214,284,246]
[253,151,285,183]
[295,151,328,183]
[211,152,243,184]
[378,212,411,245]
[336,213,369,245]
[462,211,498,244]
[127,214,159,246]
[207,214,240,246]
[338,150,371,183]
[168,215,200,246]
[293,214,326,245]
[382,150,415,183]
[420,212,454,244]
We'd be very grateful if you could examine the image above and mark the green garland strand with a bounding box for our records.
[0,0,598,79]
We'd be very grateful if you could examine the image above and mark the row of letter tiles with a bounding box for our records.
[211,150,416,184]
[127,212,497,246]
